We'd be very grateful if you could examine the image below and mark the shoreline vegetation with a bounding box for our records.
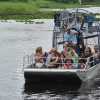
[0,0,100,20]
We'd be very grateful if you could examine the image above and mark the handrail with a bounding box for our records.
[23,52,100,69]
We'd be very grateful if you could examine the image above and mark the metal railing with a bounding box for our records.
[23,53,100,69]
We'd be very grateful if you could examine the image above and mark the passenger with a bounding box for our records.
[43,51,48,64]
[45,49,52,65]
[84,47,92,58]
[64,27,78,46]
[84,47,94,67]
[94,52,100,64]
[94,45,100,64]
[47,48,61,68]
[64,25,85,56]
[78,47,92,69]
[70,47,79,68]
[94,45,99,53]
[78,58,86,69]
[64,58,73,69]
[76,31,85,56]
[34,46,44,64]
[62,43,78,69]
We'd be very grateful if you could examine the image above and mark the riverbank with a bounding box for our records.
[0,1,100,19]
[0,1,79,19]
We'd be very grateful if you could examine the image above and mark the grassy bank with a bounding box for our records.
[0,1,100,19]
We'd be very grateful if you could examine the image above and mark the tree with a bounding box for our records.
[48,0,78,3]
[78,0,82,4]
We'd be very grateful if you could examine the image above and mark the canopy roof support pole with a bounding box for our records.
[98,23,100,51]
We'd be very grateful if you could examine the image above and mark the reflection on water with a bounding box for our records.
[23,82,81,100]
[23,78,100,100]
[23,70,100,100]
[24,82,81,94]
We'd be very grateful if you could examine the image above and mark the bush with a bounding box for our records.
[47,0,78,3]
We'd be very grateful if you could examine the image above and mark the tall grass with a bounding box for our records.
[0,0,80,14]
[0,2,38,14]
[0,0,100,19]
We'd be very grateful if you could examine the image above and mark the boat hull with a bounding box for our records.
[24,69,82,85]
[77,64,100,81]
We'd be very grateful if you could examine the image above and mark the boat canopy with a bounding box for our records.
[53,8,100,50]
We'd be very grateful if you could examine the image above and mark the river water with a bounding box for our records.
[0,19,100,100]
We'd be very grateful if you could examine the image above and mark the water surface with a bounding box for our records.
[0,20,100,100]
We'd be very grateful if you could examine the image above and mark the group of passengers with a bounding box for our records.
[34,45,100,69]
[34,25,100,69]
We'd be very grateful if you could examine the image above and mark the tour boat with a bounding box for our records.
[23,8,100,84]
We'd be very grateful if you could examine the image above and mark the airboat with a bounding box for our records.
[23,8,100,84]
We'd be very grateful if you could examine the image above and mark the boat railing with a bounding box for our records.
[54,20,99,33]
[85,53,100,69]
[23,53,100,69]
[23,53,35,68]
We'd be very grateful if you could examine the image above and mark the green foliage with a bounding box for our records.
[0,0,23,1]
[0,2,38,13]
[0,0,99,19]
[48,0,78,3]
[81,0,100,4]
